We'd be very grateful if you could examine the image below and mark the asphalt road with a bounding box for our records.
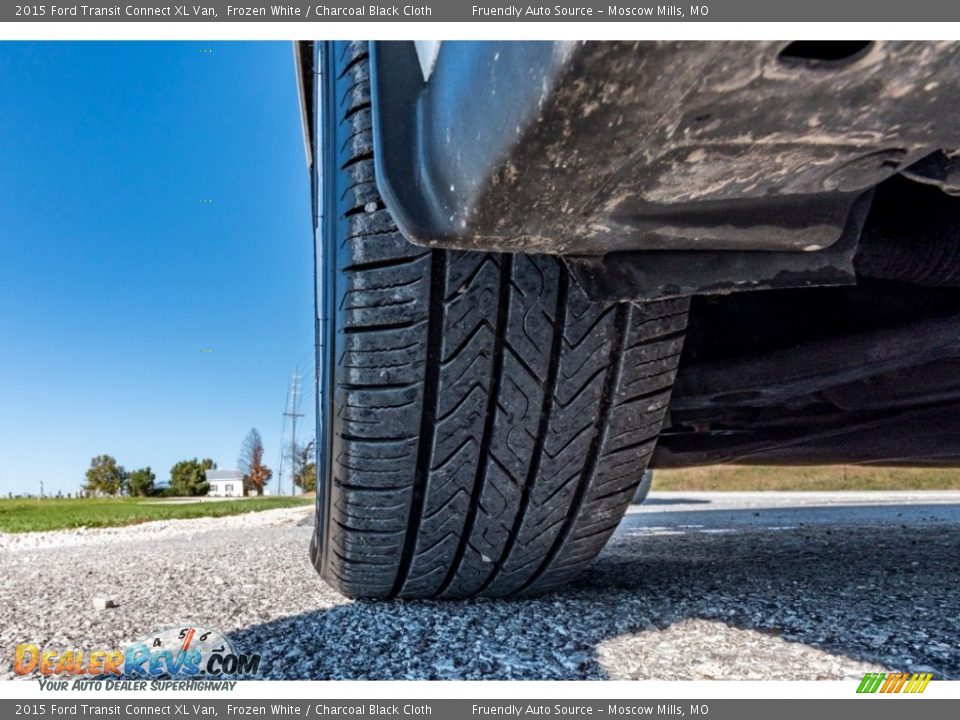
[2,491,958,680]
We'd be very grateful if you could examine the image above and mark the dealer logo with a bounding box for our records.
[14,625,261,681]
[856,672,933,694]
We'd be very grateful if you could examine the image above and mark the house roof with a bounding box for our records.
[205,469,243,481]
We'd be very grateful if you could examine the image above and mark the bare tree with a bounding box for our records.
[239,428,273,496]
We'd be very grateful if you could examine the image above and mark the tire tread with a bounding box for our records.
[316,41,689,599]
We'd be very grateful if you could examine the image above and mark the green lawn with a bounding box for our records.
[0,496,313,533]
[652,465,960,492]
[8,466,955,533]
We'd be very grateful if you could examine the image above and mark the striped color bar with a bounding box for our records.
[904,673,934,693]
[857,672,933,694]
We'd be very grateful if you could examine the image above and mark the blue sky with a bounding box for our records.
[0,42,314,495]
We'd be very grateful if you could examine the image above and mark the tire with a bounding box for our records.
[311,41,690,599]
[632,470,654,504]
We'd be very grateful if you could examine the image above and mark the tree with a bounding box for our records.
[127,467,156,497]
[84,455,127,496]
[293,439,317,493]
[239,428,272,496]
[169,458,215,496]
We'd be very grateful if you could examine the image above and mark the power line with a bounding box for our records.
[282,367,305,496]
[275,377,289,496]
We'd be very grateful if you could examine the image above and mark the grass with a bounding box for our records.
[6,466,956,533]
[652,465,960,492]
[0,496,313,534]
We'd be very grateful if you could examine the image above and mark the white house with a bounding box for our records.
[205,469,244,498]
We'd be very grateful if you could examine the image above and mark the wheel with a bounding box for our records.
[311,41,690,599]
[632,470,654,504]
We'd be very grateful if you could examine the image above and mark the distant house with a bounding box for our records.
[205,469,244,498]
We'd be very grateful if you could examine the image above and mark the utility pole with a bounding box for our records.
[283,367,304,496]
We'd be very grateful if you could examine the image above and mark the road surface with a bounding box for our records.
[2,491,957,680]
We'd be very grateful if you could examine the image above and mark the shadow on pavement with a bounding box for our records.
[639,497,712,506]
[228,504,960,680]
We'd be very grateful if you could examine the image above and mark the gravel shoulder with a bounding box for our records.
[2,493,957,680]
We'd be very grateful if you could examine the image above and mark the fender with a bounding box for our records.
[362,41,960,300]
